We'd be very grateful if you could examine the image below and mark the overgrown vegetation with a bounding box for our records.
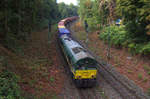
[100,25,127,47]
[0,1,78,98]
[0,0,58,51]
[99,25,150,55]
[58,2,78,19]
[78,0,150,55]
[0,0,78,52]
[0,71,22,99]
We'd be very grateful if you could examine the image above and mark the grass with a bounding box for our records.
[148,71,150,75]
[138,74,143,80]
[114,63,120,67]
[97,88,107,99]
[143,65,150,71]
[51,95,59,99]
[133,59,138,65]
[143,65,150,76]
[76,31,87,41]
[50,77,55,83]
[127,70,133,74]
[147,88,150,96]
[29,79,37,86]
[113,56,121,67]
[39,92,59,99]
[143,78,148,82]
[89,47,97,53]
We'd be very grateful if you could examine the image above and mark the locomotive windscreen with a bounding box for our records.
[76,58,97,70]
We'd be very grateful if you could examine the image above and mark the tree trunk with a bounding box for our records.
[4,0,8,39]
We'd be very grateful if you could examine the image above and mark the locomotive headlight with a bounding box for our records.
[78,76,81,79]
[91,75,96,78]
[76,75,81,79]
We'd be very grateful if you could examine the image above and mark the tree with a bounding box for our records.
[0,0,59,49]
[116,0,150,41]
[58,2,78,19]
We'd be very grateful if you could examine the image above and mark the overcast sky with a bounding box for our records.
[57,0,78,5]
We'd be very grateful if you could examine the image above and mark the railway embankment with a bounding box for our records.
[70,21,150,99]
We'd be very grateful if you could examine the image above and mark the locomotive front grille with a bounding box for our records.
[74,70,97,79]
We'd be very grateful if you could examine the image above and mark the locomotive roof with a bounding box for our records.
[61,35,94,64]
[59,28,70,33]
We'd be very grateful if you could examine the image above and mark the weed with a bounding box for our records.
[114,63,120,67]
[133,59,138,65]
[29,79,37,86]
[39,92,59,99]
[50,77,55,82]
[138,74,142,80]
[143,78,148,82]
[51,95,59,99]
[127,70,133,74]
[114,61,121,67]
[97,88,107,99]
[114,56,121,67]
[148,72,150,75]
[89,47,97,53]
[143,65,150,71]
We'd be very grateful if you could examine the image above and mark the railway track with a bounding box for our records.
[56,35,103,99]
[68,21,150,99]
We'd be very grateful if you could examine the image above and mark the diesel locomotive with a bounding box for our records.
[58,17,98,87]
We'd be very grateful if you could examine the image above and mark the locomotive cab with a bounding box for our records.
[59,34,97,87]
[74,57,97,87]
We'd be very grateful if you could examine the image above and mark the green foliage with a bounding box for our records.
[127,42,150,55]
[140,42,150,55]
[100,25,127,47]
[143,77,148,82]
[78,0,150,55]
[78,0,102,30]
[148,71,150,75]
[128,43,143,54]
[0,71,23,99]
[78,0,115,30]
[0,0,78,52]
[58,3,78,19]
[116,0,150,41]
[50,77,55,83]
[143,65,150,71]
[138,73,143,80]
[0,0,59,50]
[100,25,150,54]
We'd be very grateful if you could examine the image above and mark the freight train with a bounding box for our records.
[58,17,98,87]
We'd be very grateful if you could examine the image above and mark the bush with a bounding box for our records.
[99,25,150,55]
[0,71,23,99]
[140,42,150,55]
[100,25,127,47]
[128,43,143,55]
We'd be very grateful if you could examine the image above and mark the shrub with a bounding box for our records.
[140,42,150,55]
[100,25,127,47]
[128,43,144,55]
[0,71,23,99]
[99,25,150,55]
[138,73,143,80]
